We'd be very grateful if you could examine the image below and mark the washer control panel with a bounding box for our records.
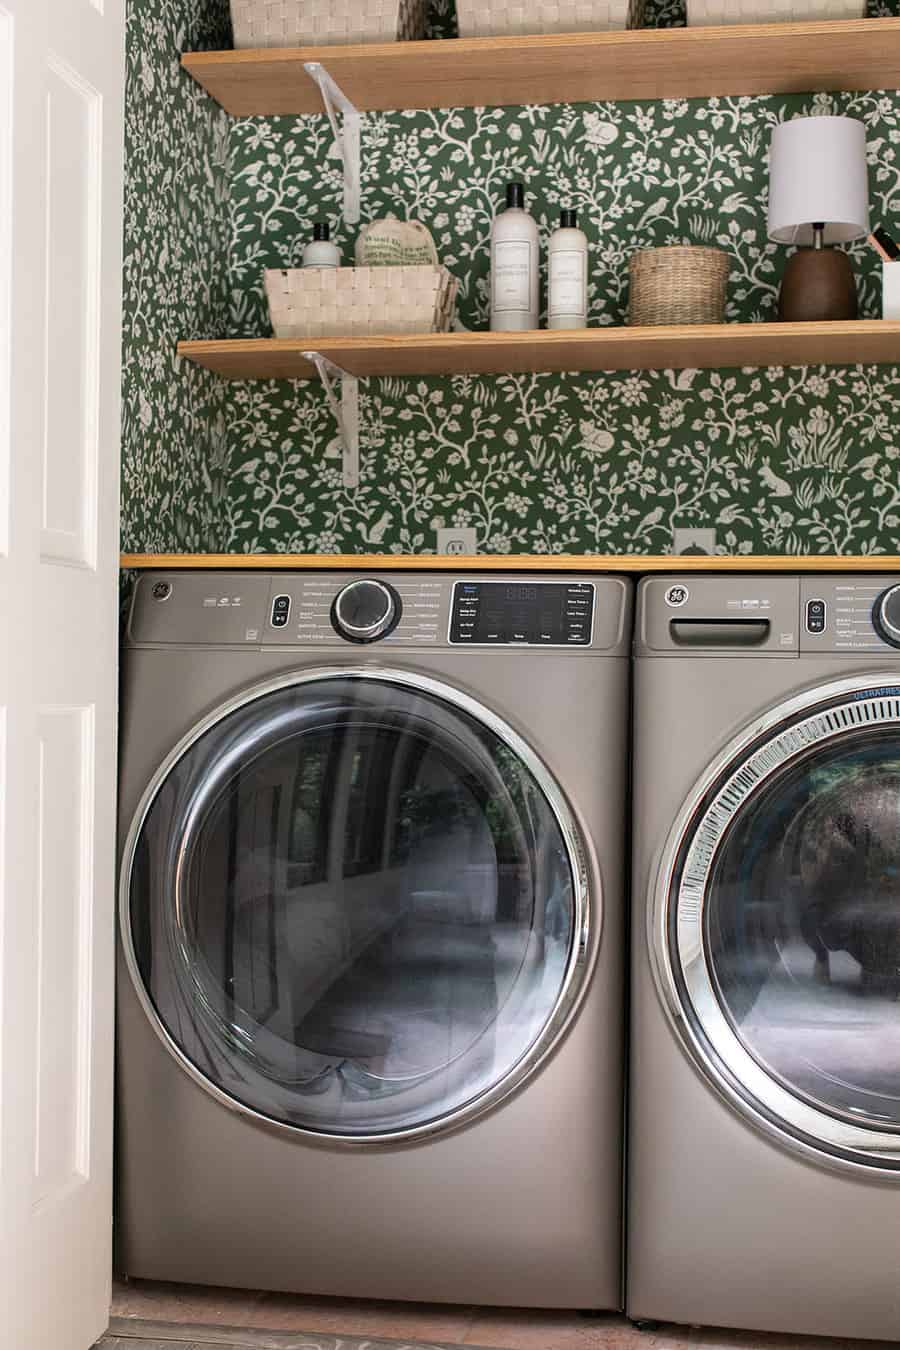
[800,577,900,652]
[449,581,594,645]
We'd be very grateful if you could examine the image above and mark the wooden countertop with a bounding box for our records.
[121,554,900,573]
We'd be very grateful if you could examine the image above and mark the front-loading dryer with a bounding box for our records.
[629,573,900,1340]
[116,569,631,1308]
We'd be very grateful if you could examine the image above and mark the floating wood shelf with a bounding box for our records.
[121,553,900,573]
[182,18,900,115]
[178,321,900,380]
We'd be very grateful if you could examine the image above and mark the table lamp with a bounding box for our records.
[767,115,869,322]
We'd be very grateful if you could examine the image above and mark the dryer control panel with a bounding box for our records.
[127,571,629,654]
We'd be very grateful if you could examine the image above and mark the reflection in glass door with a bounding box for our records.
[124,673,589,1141]
[663,685,900,1168]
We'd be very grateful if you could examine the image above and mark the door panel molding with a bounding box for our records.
[40,53,101,570]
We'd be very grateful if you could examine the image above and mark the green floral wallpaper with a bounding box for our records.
[123,0,232,551]
[122,0,900,557]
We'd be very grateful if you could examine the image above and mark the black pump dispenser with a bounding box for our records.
[313,222,330,240]
[560,209,577,228]
[506,182,525,209]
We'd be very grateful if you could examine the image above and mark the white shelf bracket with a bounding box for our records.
[303,351,360,489]
[303,61,361,225]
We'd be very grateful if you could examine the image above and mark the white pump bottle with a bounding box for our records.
[490,182,540,331]
[548,209,588,330]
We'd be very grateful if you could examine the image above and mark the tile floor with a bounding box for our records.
[110,1280,896,1350]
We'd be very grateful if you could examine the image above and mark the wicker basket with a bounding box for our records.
[456,0,643,37]
[264,265,458,338]
[629,246,729,327]
[687,0,863,23]
[231,0,425,47]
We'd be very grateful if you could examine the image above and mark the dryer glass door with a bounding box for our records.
[124,673,588,1141]
[664,683,900,1167]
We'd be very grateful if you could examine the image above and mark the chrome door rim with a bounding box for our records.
[120,665,595,1147]
[651,673,900,1173]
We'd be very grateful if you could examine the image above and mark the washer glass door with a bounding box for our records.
[664,684,900,1167]
[124,673,588,1140]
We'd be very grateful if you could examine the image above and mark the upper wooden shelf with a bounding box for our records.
[178,321,900,380]
[182,18,900,115]
[121,553,900,573]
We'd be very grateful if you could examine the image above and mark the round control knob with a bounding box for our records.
[331,579,401,644]
[874,584,900,649]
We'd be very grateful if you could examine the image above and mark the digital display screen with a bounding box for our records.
[450,582,594,646]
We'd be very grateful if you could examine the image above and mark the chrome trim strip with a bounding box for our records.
[120,665,596,1148]
[650,671,900,1174]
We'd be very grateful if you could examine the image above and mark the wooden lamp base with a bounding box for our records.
[777,247,859,322]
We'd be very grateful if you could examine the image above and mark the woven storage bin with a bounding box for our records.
[629,246,729,326]
[456,0,643,37]
[264,265,458,338]
[687,0,862,23]
[231,0,425,47]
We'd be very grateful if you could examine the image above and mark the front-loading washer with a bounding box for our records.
[116,568,631,1308]
[629,572,900,1340]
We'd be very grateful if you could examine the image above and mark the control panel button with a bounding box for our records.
[873,584,900,649]
[331,579,401,643]
[805,598,826,635]
[271,594,291,628]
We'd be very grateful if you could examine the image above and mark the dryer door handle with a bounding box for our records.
[669,618,771,647]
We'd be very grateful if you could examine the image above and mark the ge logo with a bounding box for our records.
[665,585,689,608]
[151,581,173,602]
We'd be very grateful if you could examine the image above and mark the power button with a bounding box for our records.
[271,594,291,628]
[806,598,826,634]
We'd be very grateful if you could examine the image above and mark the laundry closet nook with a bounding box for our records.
[5,0,900,1345]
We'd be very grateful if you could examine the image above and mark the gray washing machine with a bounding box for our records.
[116,569,631,1308]
[629,573,900,1341]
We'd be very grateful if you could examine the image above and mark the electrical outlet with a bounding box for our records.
[673,528,717,556]
[437,527,478,555]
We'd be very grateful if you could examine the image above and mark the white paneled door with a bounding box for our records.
[0,0,123,1345]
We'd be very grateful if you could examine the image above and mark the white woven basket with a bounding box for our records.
[687,0,863,23]
[231,0,425,47]
[265,265,459,338]
[456,0,642,36]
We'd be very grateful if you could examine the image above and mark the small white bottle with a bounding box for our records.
[490,182,539,332]
[548,209,588,330]
[302,222,341,268]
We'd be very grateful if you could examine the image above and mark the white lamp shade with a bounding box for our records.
[768,115,869,246]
